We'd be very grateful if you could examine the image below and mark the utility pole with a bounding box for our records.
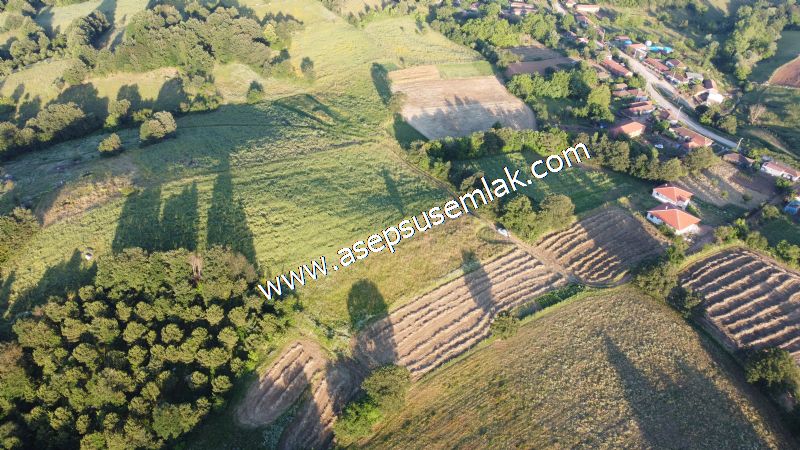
[735,137,743,153]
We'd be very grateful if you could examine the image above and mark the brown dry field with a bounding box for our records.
[505,57,579,76]
[389,65,536,139]
[677,162,773,208]
[681,248,800,361]
[534,207,669,285]
[236,249,565,447]
[769,57,800,88]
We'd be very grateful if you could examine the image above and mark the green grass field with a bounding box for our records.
[750,30,800,83]
[741,86,800,160]
[1,0,501,338]
[759,215,800,246]
[363,287,793,449]
[453,153,651,215]
[437,61,495,79]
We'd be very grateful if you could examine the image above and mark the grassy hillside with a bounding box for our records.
[453,152,651,215]
[750,30,800,83]
[363,287,793,449]
[0,0,502,337]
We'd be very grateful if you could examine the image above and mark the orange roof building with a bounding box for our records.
[601,58,632,77]
[652,183,693,209]
[609,120,646,138]
[647,204,701,235]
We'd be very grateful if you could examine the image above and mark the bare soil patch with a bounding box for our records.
[682,248,800,362]
[534,207,669,284]
[770,57,800,88]
[389,65,536,139]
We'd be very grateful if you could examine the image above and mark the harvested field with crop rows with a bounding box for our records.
[682,248,800,361]
[534,208,668,284]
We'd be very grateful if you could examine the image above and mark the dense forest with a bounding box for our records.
[0,247,292,448]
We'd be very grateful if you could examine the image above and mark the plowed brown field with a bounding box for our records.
[534,208,668,284]
[770,57,800,88]
[236,249,565,446]
[389,65,536,139]
[681,248,800,361]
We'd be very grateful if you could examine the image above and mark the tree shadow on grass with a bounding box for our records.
[2,250,96,337]
[603,335,771,449]
[462,249,494,316]
[370,63,392,106]
[206,164,257,267]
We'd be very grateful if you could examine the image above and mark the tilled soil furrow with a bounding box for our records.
[391,270,561,357]
[704,265,784,313]
[682,252,751,288]
[692,260,769,300]
[716,277,800,327]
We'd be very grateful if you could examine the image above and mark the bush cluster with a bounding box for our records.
[333,365,411,446]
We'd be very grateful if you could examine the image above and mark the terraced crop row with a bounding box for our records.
[681,249,800,360]
[237,249,566,447]
[354,249,566,377]
[534,208,668,284]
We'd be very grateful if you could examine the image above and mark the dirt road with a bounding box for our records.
[618,53,738,149]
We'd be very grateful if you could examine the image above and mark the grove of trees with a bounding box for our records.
[0,247,293,448]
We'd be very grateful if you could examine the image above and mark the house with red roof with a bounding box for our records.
[674,127,713,150]
[601,58,632,77]
[761,161,800,182]
[626,43,648,59]
[609,120,645,138]
[652,183,693,209]
[647,204,701,235]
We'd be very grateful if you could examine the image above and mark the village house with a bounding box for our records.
[626,43,648,59]
[665,59,685,69]
[574,3,600,13]
[665,72,688,85]
[601,58,632,77]
[651,183,693,209]
[508,1,537,15]
[644,57,669,73]
[685,71,704,82]
[761,161,800,182]
[622,101,655,116]
[565,0,577,8]
[652,108,678,125]
[609,120,646,138]
[646,204,701,235]
[674,127,713,149]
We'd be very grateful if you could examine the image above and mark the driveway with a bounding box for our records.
[618,53,738,149]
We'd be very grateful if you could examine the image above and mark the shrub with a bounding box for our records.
[745,347,800,396]
[62,60,89,85]
[362,365,411,411]
[98,133,122,154]
[334,400,382,446]
[490,311,519,339]
[139,111,177,144]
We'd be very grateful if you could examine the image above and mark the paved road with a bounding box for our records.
[551,0,566,15]
[618,53,738,149]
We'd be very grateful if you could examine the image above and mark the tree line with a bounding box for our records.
[408,126,576,242]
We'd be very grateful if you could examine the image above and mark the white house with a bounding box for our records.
[761,161,800,182]
[647,204,701,235]
[651,183,694,209]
